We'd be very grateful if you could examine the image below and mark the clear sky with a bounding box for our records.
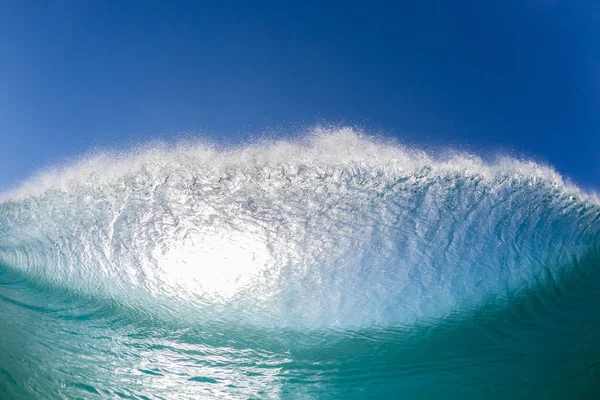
[1,1,598,191]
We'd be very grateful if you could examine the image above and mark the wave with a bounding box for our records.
[0,127,598,328]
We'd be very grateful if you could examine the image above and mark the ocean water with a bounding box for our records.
[0,128,599,399]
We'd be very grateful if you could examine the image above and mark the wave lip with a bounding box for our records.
[0,128,598,328]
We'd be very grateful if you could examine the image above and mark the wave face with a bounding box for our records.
[0,128,599,398]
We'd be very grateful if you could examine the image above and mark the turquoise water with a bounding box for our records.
[0,129,599,399]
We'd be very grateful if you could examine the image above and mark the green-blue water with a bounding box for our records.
[1,129,599,399]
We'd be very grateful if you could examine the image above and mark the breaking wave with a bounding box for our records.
[0,127,598,328]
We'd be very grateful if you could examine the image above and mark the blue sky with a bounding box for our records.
[1,1,598,191]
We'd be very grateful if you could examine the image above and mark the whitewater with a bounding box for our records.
[0,127,599,399]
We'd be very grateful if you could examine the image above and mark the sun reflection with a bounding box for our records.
[157,228,272,300]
